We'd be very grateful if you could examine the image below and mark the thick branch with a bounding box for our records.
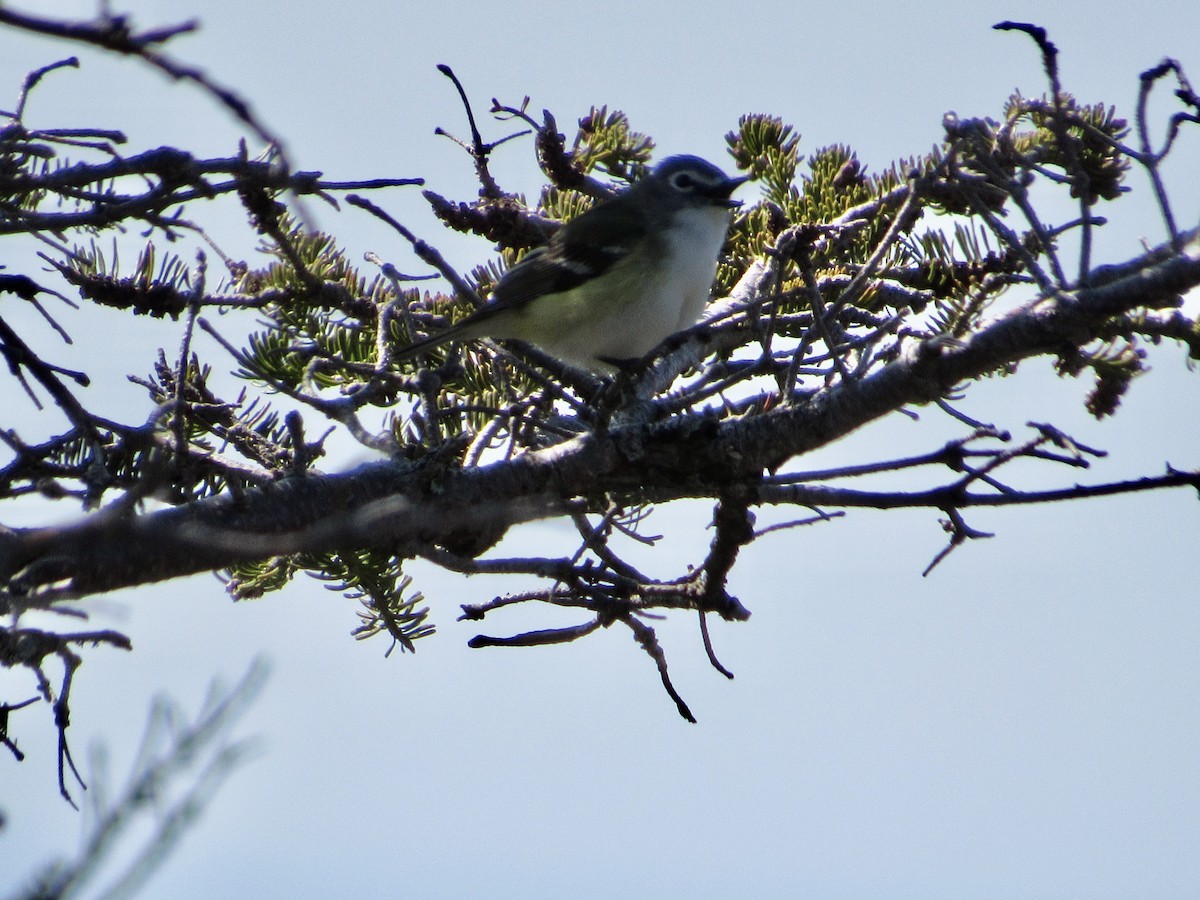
[2,195,1198,601]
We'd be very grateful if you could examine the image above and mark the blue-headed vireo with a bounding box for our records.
[396,155,747,375]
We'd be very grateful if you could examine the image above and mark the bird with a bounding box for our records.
[395,155,748,375]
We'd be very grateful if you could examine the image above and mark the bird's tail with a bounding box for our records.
[391,318,479,366]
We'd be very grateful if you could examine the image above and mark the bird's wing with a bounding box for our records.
[394,190,650,359]
[484,194,650,315]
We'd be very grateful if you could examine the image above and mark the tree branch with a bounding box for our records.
[4,223,1198,601]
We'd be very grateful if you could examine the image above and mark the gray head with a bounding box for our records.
[642,155,748,209]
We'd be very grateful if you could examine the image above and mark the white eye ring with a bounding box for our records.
[669,172,696,191]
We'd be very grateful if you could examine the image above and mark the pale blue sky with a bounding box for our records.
[3,1,1199,897]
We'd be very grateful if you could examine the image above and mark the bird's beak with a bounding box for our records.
[713,175,750,208]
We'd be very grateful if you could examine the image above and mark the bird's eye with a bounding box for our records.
[669,172,695,191]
